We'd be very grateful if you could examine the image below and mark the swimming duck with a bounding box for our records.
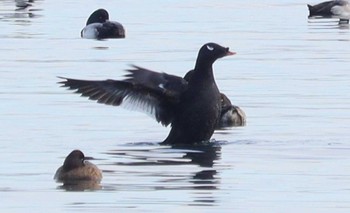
[59,43,235,145]
[81,8,125,39]
[15,0,32,9]
[217,93,246,128]
[308,0,350,24]
[54,150,102,183]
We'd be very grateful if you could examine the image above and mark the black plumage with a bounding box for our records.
[307,1,350,24]
[59,43,235,145]
[309,1,337,17]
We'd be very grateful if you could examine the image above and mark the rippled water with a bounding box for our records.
[1,0,350,212]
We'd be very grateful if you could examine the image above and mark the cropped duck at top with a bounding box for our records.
[81,8,125,39]
[59,43,239,145]
[307,0,350,24]
[54,150,102,183]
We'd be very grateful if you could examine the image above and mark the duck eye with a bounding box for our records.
[206,45,214,51]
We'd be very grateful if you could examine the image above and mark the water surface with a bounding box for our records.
[0,0,350,212]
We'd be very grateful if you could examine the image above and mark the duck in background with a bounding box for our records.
[217,93,246,129]
[307,0,350,24]
[15,0,32,9]
[81,8,125,39]
[54,150,102,190]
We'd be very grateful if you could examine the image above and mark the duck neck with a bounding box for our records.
[193,61,215,80]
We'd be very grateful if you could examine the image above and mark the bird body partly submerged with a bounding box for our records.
[54,150,102,183]
[81,8,125,39]
[217,94,246,128]
[307,0,350,23]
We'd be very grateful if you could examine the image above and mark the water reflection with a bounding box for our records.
[57,180,102,191]
[107,143,221,168]
[105,143,221,205]
[0,0,42,25]
[308,18,350,30]
[178,144,221,167]
[175,144,221,192]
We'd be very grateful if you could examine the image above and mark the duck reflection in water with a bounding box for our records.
[54,150,102,191]
[180,143,221,192]
[108,142,221,193]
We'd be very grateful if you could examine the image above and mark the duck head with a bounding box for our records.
[195,42,236,69]
[86,8,109,25]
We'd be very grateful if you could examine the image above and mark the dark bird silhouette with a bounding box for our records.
[15,0,32,9]
[81,8,125,39]
[307,0,350,24]
[59,43,235,145]
[183,70,246,129]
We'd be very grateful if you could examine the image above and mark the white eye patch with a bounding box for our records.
[206,45,214,51]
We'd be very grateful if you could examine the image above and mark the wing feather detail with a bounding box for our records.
[58,65,188,126]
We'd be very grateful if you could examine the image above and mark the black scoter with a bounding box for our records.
[59,43,235,145]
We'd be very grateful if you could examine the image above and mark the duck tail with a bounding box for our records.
[307,4,316,17]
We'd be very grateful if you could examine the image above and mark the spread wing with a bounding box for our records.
[125,65,188,97]
[58,65,188,126]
